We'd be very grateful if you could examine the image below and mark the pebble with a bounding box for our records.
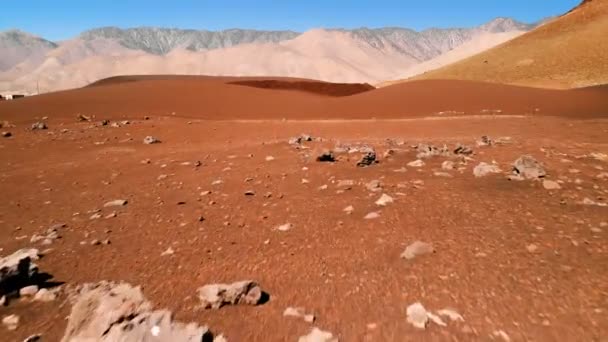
[19,285,39,297]
[161,247,175,256]
[277,223,294,232]
[2,314,19,330]
[441,160,455,170]
[401,241,434,260]
[406,302,429,329]
[265,156,275,161]
[1,131,11,137]
[104,199,128,207]
[283,307,315,323]
[143,136,161,144]
[407,159,425,167]
[298,327,337,342]
[542,180,561,190]
[343,205,354,214]
[244,190,255,196]
[33,288,57,302]
[375,193,394,206]
[473,162,502,177]
[364,211,380,219]
[526,244,538,253]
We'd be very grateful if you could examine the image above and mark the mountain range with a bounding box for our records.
[0,17,535,93]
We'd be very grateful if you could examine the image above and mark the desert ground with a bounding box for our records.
[1,76,607,341]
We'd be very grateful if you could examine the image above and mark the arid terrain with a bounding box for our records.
[1,75,608,341]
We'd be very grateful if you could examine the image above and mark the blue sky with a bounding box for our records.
[1,0,580,41]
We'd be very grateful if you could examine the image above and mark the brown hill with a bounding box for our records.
[1,76,608,122]
[409,0,608,88]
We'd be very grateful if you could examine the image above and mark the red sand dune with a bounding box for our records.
[1,76,607,123]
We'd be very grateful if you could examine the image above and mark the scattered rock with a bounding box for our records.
[103,199,128,207]
[476,136,494,146]
[316,151,336,162]
[0,248,40,296]
[19,285,39,297]
[62,281,213,341]
[407,159,425,168]
[356,150,378,167]
[76,114,91,122]
[512,155,546,179]
[406,302,429,329]
[441,160,455,170]
[289,134,314,145]
[437,308,464,322]
[283,307,315,323]
[473,162,501,177]
[298,327,337,342]
[453,144,473,155]
[265,156,275,161]
[198,280,265,309]
[401,241,434,260]
[1,131,11,137]
[244,190,256,196]
[343,205,354,215]
[161,247,175,256]
[23,334,42,342]
[277,223,294,232]
[415,143,451,159]
[542,180,561,190]
[433,172,452,178]
[33,288,57,302]
[2,314,19,330]
[31,122,47,130]
[364,212,380,220]
[143,136,161,144]
[375,193,394,206]
[491,330,511,342]
[336,180,354,188]
[365,180,382,192]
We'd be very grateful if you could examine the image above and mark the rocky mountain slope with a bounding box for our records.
[0,18,533,93]
[0,30,57,72]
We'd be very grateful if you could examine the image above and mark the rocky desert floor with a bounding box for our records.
[1,113,607,341]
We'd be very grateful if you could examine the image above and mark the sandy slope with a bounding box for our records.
[411,0,608,88]
[379,31,525,87]
[1,76,607,122]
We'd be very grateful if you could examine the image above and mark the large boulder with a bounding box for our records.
[512,155,546,179]
[0,248,40,296]
[62,281,215,342]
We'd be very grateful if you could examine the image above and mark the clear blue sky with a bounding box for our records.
[0,0,580,41]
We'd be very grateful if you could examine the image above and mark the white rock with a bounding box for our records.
[62,281,209,340]
[143,136,160,144]
[343,205,354,214]
[406,302,429,329]
[277,223,294,232]
[375,193,394,206]
[441,160,455,170]
[437,308,464,322]
[401,241,434,260]
[103,199,128,207]
[161,247,175,256]
[407,159,425,168]
[33,288,57,302]
[298,327,337,342]
[198,280,263,309]
[542,180,561,190]
[426,312,447,327]
[2,314,19,330]
[473,162,501,177]
[283,307,315,323]
[265,156,275,161]
[492,330,511,341]
[364,212,380,220]
[19,285,39,297]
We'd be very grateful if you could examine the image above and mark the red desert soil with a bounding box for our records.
[402,0,608,88]
[0,76,607,341]
[0,76,608,123]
